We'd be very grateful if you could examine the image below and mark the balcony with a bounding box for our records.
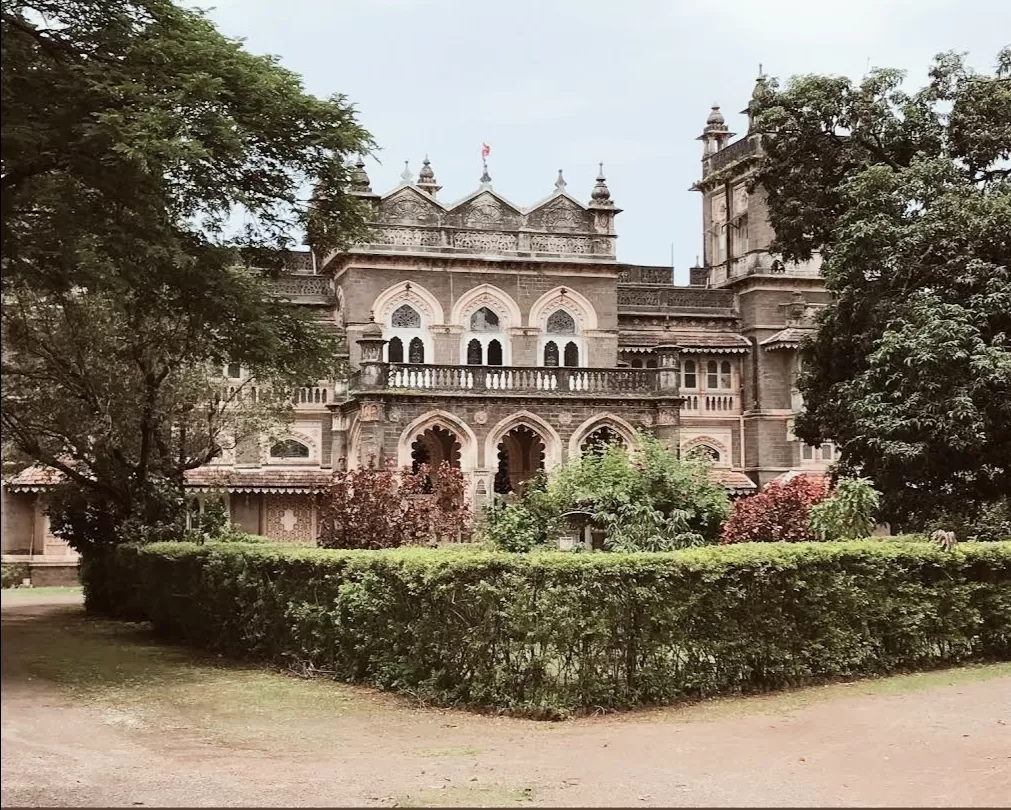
[706,136,759,174]
[681,394,739,415]
[352,364,675,398]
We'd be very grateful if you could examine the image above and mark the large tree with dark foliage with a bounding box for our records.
[0,0,373,549]
[751,48,1011,525]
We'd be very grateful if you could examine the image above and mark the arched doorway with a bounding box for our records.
[581,425,626,456]
[493,425,546,496]
[411,426,462,472]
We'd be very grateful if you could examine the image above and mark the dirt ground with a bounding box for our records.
[2,590,1009,808]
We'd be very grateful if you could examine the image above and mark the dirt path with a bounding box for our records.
[2,592,1009,808]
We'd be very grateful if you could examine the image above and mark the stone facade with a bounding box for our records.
[2,80,834,555]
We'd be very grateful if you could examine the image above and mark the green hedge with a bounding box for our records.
[85,540,1011,714]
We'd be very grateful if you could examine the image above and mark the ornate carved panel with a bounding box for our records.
[378,189,440,225]
[529,235,592,254]
[453,231,517,252]
[538,198,588,232]
[264,494,314,544]
[372,227,441,247]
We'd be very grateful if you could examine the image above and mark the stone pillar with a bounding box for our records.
[653,343,683,452]
[355,316,389,391]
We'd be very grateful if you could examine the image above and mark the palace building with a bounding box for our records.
[2,76,832,566]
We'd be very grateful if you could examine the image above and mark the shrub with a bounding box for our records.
[922,498,1011,543]
[721,475,829,543]
[809,477,882,541]
[2,563,29,589]
[85,539,1011,714]
[317,459,470,549]
[482,432,730,552]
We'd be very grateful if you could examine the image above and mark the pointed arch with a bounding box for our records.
[450,283,522,330]
[484,410,562,471]
[682,436,731,468]
[567,414,638,460]
[397,409,479,472]
[527,286,598,331]
[371,281,445,325]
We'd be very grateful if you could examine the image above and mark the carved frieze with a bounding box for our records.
[372,227,441,247]
[453,231,517,252]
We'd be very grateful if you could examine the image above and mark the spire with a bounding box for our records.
[589,162,612,206]
[400,160,414,185]
[479,163,492,190]
[416,155,441,198]
[741,64,771,128]
[348,155,371,194]
[554,169,567,193]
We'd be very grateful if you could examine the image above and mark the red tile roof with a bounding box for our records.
[6,465,332,494]
[621,331,751,353]
[708,469,757,491]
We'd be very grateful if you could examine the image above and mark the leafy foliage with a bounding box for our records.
[0,0,373,550]
[1,563,29,589]
[752,49,1011,524]
[480,434,730,552]
[809,477,882,541]
[86,539,1011,713]
[317,460,471,550]
[721,475,829,544]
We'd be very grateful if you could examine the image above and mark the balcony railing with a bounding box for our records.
[706,136,759,173]
[681,394,738,414]
[223,383,333,408]
[369,364,666,396]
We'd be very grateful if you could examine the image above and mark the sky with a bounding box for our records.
[203,0,1009,284]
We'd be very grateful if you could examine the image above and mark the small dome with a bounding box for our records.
[418,156,435,183]
[590,163,612,204]
[362,314,383,338]
[706,105,726,126]
[349,156,371,193]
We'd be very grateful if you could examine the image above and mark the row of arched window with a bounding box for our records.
[384,303,583,367]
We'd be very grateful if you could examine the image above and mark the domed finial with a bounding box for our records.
[554,169,567,193]
[349,155,371,193]
[400,160,414,185]
[590,162,612,206]
[416,155,441,198]
[706,104,726,127]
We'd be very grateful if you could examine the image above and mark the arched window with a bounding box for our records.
[720,360,732,388]
[388,336,404,363]
[646,358,658,369]
[470,307,500,332]
[467,339,483,365]
[546,309,576,334]
[563,341,579,367]
[386,303,428,363]
[270,439,310,459]
[226,363,241,379]
[683,359,698,389]
[391,304,421,328]
[544,341,559,367]
[487,339,503,366]
[686,444,721,463]
[408,337,425,364]
[707,360,732,389]
[630,357,643,369]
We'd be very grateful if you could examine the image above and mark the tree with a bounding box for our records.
[1,0,374,550]
[752,49,1011,525]
[720,476,829,544]
[317,460,471,549]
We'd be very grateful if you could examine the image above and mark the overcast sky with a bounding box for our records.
[204,0,1008,283]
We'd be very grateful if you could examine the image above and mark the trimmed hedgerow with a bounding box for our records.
[86,540,1011,714]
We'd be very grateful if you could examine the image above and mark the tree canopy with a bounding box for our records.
[752,49,1011,524]
[0,0,374,548]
